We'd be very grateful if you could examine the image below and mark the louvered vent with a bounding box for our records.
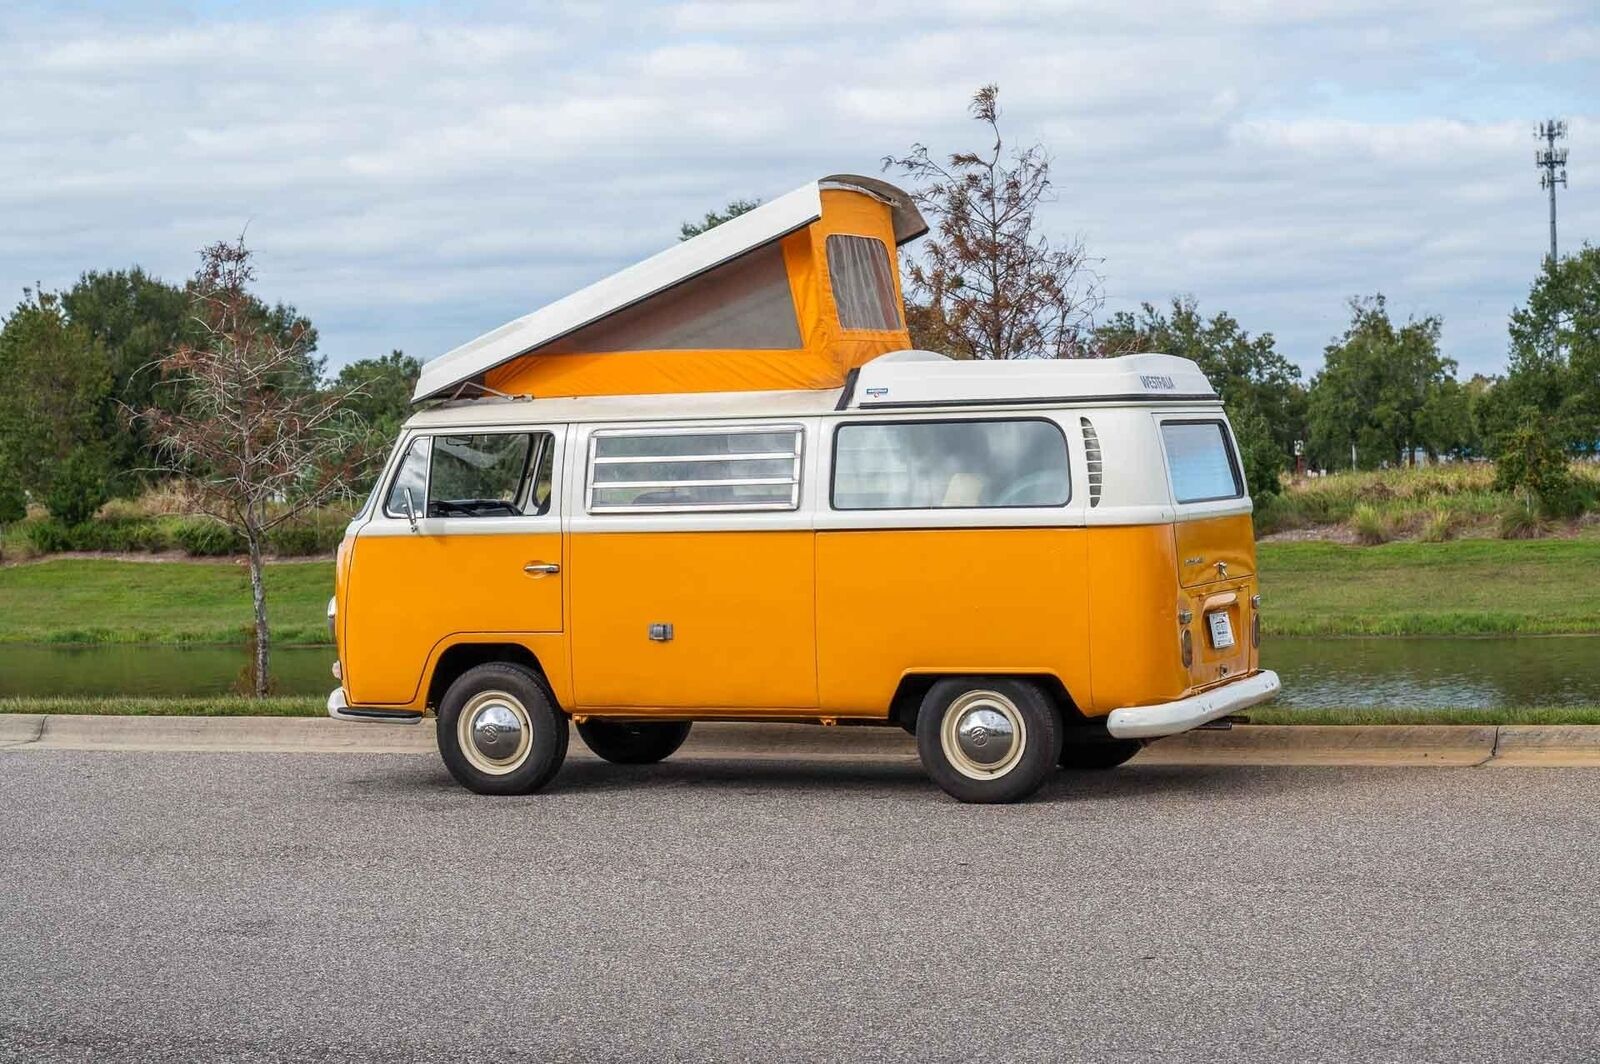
[1080,417,1103,507]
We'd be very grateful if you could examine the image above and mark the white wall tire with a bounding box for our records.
[916,679,1062,803]
[436,663,567,795]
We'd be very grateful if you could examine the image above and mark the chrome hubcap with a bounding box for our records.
[940,691,1026,780]
[458,691,532,775]
[955,706,1016,766]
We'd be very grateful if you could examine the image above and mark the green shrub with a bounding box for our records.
[1494,412,1583,518]
[172,518,243,556]
[1497,495,1547,540]
[267,516,344,557]
[1350,503,1393,545]
[1418,507,1461,543]
[44,447,111,526]
[23,519,76,553]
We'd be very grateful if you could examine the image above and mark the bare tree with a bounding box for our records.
[137,238,363,696]
[885,84,1103,359]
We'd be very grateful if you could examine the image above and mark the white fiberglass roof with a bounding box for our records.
[412,174,927,403]
[404,352,1217,430]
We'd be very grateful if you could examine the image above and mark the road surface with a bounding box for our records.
[1,748,1597,1062]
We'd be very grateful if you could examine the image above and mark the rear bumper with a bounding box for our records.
[327,687,425,725]
[1105,670,1281,740]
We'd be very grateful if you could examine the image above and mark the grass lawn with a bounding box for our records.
[0,559,333,645]
[0,696,326,716]
[1257,537,1600,636]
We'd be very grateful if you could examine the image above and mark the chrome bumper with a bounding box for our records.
[326,687,424,724]
[1105,670,1281,740]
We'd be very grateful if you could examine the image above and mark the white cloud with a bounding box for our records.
[0,0,1595,377]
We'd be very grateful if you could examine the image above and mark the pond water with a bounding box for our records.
[0,644,335,698]
[0,636,1597,708]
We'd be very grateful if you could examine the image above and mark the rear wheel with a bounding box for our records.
[577,719,692,764]
[1059,738,1143,771]
[436,663,568,795]
[915,678,1062,803]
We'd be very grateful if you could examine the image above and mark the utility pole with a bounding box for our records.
[1535,119,1569,264]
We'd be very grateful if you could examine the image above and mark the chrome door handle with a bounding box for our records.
[523,562,560,575]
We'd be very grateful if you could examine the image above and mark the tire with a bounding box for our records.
[1059,738,1144,771]
[915,678,1063,804]
[577,719,692,764]
[435,662,568,795]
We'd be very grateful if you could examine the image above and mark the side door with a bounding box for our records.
[566,421,819,712]
[343,426,566,706]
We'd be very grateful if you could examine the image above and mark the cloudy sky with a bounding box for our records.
[2,1,1596,379]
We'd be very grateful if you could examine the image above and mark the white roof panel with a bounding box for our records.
[412,174,927,403]
[848,352,1218,408]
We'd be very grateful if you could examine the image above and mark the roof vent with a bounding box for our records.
[1080,417,1103,507]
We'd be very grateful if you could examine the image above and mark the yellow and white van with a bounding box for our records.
[328,174,1280,803]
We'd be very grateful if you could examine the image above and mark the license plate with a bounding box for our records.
[1207,610,1235,650]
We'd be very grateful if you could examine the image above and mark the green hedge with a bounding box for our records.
[18,513,345,558]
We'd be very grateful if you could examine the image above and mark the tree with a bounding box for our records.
[1304,295,1459,469]
[335,350,421,483]
[1477,244,1600,455]
[136,238,363,696]
[43,445,111,526]
[679,199,762,241]
[884,84,1102,359]
[0,290,113,496]
[0,452,24,563]
[58,268,193,484]
[1494,409,1582,517]
[1097,297,1305,493]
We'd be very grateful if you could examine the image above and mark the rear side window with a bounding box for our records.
[587,426,803,512]
[1161,421,1243,503]
[832,419,1070,510]
[826,235,902,331]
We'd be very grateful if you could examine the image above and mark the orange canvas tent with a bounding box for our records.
[412,175,928,403]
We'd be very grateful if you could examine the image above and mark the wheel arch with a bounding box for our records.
[888,671,1086,732]
[426,642,554,710]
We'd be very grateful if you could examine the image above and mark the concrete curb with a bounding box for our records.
[2,715,1599,766]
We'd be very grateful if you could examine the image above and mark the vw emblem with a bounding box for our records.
[969,726,990,747]
[480,722,501,742]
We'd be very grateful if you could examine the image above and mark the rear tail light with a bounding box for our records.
[1181,627,1193,668]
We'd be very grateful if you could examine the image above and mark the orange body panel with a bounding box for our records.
[814,529,1092,715]
[1175,513,1256,587]
[1085,524,1190,713]
[343,530,564,706]
[567,531,818,710]
[338,515,1260,720]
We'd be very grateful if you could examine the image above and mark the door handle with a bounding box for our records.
[523,562,560,575]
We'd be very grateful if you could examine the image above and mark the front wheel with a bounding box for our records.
[916,679,1062,803]
[436,663,568,795]
[577,719,692,764]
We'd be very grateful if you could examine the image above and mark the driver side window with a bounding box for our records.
[384,431,554,520]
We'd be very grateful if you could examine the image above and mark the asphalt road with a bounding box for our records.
[1,749,1597,1063]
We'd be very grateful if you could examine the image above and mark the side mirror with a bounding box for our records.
[402,488,420,534]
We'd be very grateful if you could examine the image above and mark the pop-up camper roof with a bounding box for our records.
[412,174,928,403]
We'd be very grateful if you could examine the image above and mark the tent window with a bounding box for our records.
[826,235,901,332]
[587,425,803,513]
[540,242,801,354]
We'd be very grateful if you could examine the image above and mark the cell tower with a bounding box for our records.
[1534,119,1568,263]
